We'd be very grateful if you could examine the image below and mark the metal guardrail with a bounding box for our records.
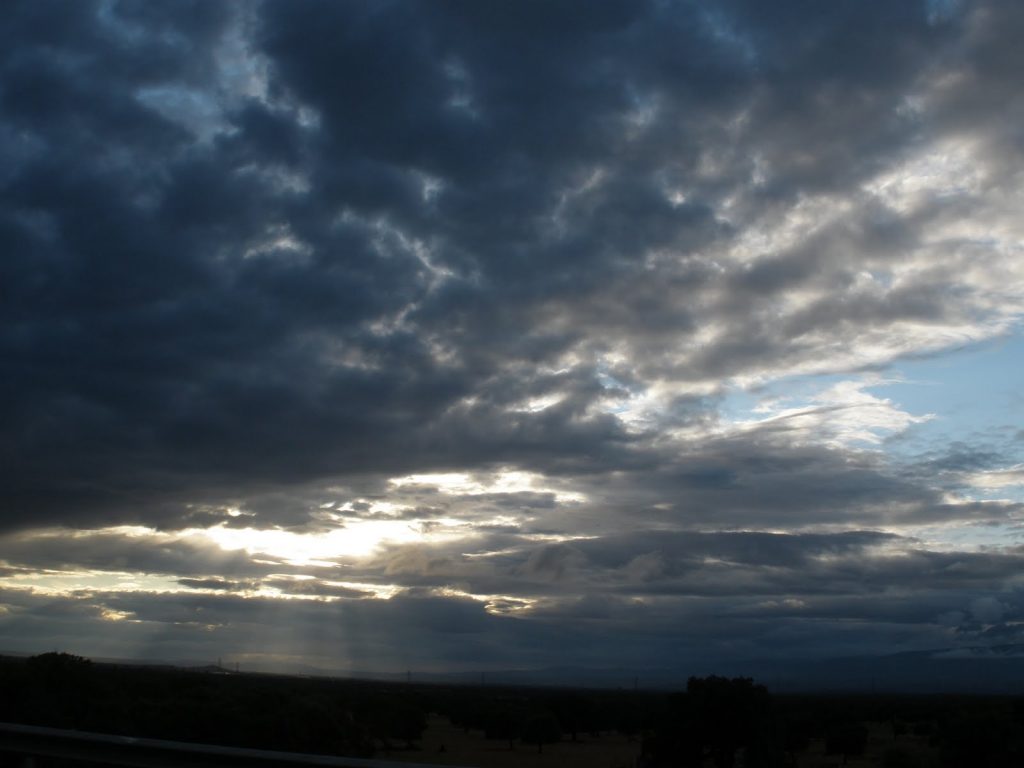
[0,722,467,768]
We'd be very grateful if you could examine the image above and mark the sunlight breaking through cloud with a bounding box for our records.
[2,0,1023,681]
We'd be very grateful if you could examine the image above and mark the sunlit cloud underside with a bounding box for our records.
[1,0,1023,676]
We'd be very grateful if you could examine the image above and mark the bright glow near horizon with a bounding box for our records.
[389,470,587,503]
[199,520,460,564]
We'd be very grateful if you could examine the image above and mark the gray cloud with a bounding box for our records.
[2,0,1023,674]
[0,529,265,577]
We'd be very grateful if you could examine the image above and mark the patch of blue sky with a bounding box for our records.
[715,332,1024,501]
[909,519,1024,552]
[875,332,1024,462]
[717,369,908,447]
[881,333,1022,506]
[597,366,642,416]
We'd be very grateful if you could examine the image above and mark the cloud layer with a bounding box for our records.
[2,0,1023,675]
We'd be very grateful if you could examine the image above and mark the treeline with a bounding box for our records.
[3,654,1024,766]
[433,685,652,752]
[0,653,414,758]
[638,677,1024,767]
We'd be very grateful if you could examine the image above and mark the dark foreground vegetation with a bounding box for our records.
[2,653,1024,767]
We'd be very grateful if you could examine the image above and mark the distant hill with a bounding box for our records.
[6,644,1024,693]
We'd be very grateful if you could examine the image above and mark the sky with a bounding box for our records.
[2,0,1024,682]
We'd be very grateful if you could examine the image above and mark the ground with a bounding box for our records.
[378,714,641,768]
[379,716,942,768]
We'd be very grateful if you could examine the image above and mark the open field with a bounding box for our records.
[385,716,944,768]
[379,714,640,768]
[3,655,1021,767]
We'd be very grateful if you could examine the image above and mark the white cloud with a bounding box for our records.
[725,377,933,447]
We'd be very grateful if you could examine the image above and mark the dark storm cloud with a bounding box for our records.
[6,572,1024,673]
[359,528,1024,605]
[177,577,256,592]
[261,577,372,599]
[3,0,1024,671]
[2,588,544,670]
[0,528,266,577]
[3,0,1013,532]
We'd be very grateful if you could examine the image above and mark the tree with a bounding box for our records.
[644,676,778,768]
[782,717,812,767]
[481,701,526,750]
[521,710,561,754]
[824,722,867,766]
[883,746,920,768]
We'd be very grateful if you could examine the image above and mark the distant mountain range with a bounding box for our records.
[5,645,1024,694]
[383,647,1024,694]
